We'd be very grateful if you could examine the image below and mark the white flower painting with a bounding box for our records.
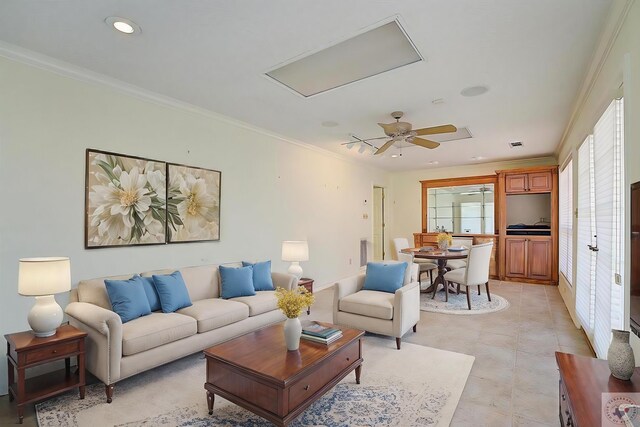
[167,164,221,242]
[86,150,167,247]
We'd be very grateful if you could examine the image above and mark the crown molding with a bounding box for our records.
[0,40,390,174]
[556,0,635,158]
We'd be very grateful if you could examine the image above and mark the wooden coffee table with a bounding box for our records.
[204,322,364,427]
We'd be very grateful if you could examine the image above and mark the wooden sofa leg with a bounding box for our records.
[413,324,417,333]
[106,384,114,403]
[396,337,401,350]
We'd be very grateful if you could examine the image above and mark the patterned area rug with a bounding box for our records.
[420,288,509,315]
[36,337,474,427]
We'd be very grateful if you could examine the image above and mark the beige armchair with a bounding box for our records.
[333,262,420,349]
[444,242,493,309]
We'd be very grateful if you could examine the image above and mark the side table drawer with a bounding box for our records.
[288,340,360,409]
[559,379,575,427]
[24,340,80,365]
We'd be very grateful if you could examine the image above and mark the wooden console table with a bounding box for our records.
[556,351,640,427]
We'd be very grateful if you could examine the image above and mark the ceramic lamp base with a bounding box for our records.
[28,295,63,337]
[287,262,303,281]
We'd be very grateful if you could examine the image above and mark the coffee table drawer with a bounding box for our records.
[289,340,359,409]
[24,340,80,365]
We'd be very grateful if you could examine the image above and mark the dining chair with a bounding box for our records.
[443,242,493,309]
[446,237,474,270]
[393,237,436,287]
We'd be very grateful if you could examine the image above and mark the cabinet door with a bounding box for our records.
[528,239,551,280]
[505,174,528,193]
[527,171,553,193]
[505,238,527,278]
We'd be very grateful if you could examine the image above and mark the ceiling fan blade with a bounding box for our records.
[374,139,396,155]
[414,124,457,136]
[409,137,440,149]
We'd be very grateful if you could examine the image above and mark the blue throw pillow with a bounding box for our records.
[363,262,408,293]
[219,265,256,299]
[152,271,193,313]
[104,276,152,323]
[133,275,162,312]
[242,260,274,291]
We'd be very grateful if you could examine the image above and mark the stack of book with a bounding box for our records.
[301,321,342,345]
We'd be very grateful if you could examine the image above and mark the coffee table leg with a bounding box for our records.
[207,391,214,415]
[355,365,362,384]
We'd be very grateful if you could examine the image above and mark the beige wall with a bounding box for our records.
[0,56,392,394]
[555,1,640,358]
[388,157,557,245]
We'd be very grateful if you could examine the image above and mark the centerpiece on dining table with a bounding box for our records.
[275,285,315,351]
[436,232,453,251]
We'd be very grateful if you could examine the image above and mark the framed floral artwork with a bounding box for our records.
[166,163,221,243]
[85,149,167,248]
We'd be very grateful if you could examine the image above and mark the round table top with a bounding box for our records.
[401,247,468,260]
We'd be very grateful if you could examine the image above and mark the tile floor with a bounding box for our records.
[0,280,591,426]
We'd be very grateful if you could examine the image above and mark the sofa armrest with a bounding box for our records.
[271,272,296,291]
[393,281,421,337]
[332,273,366,322]
[65,302,123,385]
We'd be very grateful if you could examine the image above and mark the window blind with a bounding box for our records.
[592,98,625,358]
[576,136,595,335]
[559,159,573,285]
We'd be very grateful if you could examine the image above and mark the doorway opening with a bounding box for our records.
[373,186,385,260]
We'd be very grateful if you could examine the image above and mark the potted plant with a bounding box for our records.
[275,286,315,351]
[436,232,452,250]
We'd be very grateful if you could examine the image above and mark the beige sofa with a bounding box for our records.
[333,262,420,350]
[65,264,295,402]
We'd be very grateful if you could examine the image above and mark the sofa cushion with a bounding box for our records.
[242,260,274,291]
[178,265,220,301]
[231,291,278,316]
[77,274,132,310]
[220,265,256,299]
[363,262,407,293]
[122,312,197,356]
[135,275,161,311]
[152,271,193,313]
[339,290,395,320]
[177,299,249,333]
[104,276,151,323]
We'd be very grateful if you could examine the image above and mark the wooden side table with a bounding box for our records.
[298,278,314,314]
[5,324,87,423]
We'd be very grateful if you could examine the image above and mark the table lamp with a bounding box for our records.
[18,257,71,337]
[281,241,309,281]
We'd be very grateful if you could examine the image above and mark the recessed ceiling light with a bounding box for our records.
[428,161,439,165]
[461,85,489,97]
[391,154,399,158]
[321,121,339,128]
[432,98,445,105]
[105,16,141,35]
[471,156,485,161]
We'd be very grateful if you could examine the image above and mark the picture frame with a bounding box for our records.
[85,149,167,248]
[166,162,221,243]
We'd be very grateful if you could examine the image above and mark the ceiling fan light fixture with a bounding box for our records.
[358,144,367,154]
[461,85,489,97]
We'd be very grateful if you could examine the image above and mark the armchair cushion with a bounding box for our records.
[444,268,466,284]
[339,290,394,320]
[447,259,467,270]
[363,262,407,293]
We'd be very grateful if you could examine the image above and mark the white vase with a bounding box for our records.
[608,329,635,380]
[284,317,302,351]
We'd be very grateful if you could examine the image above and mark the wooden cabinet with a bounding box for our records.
[504,238,527,277]
[504,236,552,282]
[504,171,553,194]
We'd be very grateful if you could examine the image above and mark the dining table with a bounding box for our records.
[401,247,469,296]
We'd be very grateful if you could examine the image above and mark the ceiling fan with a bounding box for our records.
[361,111,457,155]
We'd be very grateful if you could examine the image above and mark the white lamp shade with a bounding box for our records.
[18,257,71,296]
[281,241,309,262]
